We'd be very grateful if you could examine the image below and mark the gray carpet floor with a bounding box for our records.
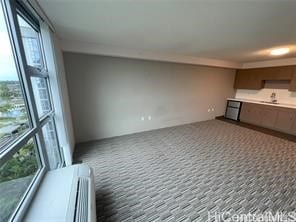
[74,120,296,222]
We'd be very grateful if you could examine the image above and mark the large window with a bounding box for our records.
[0,1,63,221]
[0,4,29,152]
[0,139,40,221]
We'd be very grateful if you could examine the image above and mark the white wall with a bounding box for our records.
[40,21,75,165]
[64,53,236,143]
[51,36,75,163]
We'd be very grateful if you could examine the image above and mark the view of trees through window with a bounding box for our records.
[0,9,30,151]
[0,4,46,221]
[0,139,39,221]
[0,1,63,220]
[0,81,29,149]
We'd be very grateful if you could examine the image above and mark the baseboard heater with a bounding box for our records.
[24,164,96,222]
[74,177,90,222]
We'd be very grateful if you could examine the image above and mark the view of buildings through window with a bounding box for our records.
[18,16,43,68]
[0,4,39,220]
[17,16,61,169]
[0,2,62,221]
[0,7,29,151]
[0,13,55,151]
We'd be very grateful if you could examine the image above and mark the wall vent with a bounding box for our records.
[74,177,89,222]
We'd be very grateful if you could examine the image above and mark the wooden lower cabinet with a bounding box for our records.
[261,107,277,128]
[291,119,296,135]
[274,109,295,133]
[240,102,296,135]
[289,73,296,91]
[240,103,262,124]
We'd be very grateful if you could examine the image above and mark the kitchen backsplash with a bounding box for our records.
[235,89,296,105]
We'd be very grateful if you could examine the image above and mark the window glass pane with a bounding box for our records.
[17,15,43,68]
[0,138,40,221]
[42,119,61,169]
[31,77,51,117]
[0,5,29,152]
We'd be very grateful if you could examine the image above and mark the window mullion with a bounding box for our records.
[27,65,49,78]
[51,117,64,166]
[0,1,63,221]
[3,0,40,129]
[0,128,37,166]
[45,77,55,114]
[11,167,46,222]
[39,111,54,125]
[35,129,49,169]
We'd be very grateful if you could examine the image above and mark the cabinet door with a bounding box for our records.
[289,72,296,91]
[234,70,263,90]
[260,107,277,129]
[274,109,295,133]
[240,103,262,125]
[290,113,296,135]
[239,103,250,122]
[235,66,296,90]
[234,71,248,89]
[262,66,294,80]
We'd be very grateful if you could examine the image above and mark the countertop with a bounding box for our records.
[227,98,296,109]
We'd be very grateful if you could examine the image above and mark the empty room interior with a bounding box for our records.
[1,0,296,221]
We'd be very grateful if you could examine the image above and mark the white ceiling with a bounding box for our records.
[38,0,296,67]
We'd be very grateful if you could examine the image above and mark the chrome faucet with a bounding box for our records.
[270,92,277,103]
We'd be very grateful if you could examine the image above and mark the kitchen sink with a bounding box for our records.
[260,101,279,104]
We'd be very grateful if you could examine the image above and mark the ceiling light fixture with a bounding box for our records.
[270,48,290,56]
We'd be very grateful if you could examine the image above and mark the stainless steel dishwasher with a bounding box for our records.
[225,100,242,121]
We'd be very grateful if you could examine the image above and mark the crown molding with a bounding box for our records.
[242,57,296,69]
[61,39,242,69]
[27,0,56,32]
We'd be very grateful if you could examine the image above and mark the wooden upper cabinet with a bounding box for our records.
[234,65,296,91]
[261,66,294,80]
[234,69,264,90]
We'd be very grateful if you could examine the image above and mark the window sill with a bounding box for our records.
[23,164,96,222]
